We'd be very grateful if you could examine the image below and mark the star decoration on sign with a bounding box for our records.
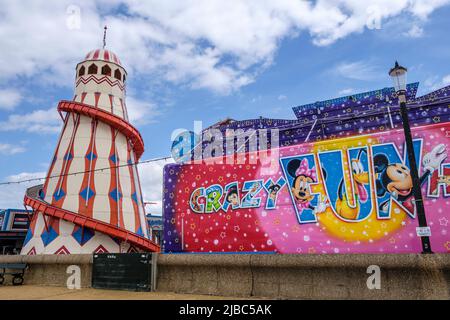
[439,217,448,226]
[444,241,450,251]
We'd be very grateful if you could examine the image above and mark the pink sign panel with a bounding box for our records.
[163,123,450,254]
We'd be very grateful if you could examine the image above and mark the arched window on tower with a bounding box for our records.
[114,69,122,81]
[101,65,112,76]
[88,63,98,75]
[78,65,85,77]
[123,74,126,82]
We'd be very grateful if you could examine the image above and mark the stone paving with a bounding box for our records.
[0,285,246,300]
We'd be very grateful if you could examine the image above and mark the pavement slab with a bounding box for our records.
[0,285,250,300]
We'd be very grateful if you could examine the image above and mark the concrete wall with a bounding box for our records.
[0,254,92,288]
[157,254,450,299]
[0,254,449,299]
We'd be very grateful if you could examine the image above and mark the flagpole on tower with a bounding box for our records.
[103,25,108,49]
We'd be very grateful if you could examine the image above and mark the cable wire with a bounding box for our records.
[0,156,173,186]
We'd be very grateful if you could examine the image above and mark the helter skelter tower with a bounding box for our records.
[21,33,159,255]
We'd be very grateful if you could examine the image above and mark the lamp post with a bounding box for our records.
[389,61,433,254]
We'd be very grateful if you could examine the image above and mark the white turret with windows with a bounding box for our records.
[74,49,129,120]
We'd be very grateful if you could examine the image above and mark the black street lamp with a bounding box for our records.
[389,61,433,254]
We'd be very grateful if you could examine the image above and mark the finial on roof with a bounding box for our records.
[103,25,108,49]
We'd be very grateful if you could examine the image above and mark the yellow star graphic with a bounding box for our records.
[444,241,450,251]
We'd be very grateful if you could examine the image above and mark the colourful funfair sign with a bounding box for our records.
[163,123,450,254]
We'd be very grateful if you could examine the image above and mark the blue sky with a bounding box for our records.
[1,0,450,212]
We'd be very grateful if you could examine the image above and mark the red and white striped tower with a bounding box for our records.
[21,46,159,254]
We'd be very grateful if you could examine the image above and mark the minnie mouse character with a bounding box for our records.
[374,144,447,213]
[287,158,327,214]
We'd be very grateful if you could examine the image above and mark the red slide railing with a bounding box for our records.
[57,100,145,160]
[25,185,160,252]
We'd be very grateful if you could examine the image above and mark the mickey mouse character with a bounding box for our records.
[287,158,327,214]
[374,144,447,213]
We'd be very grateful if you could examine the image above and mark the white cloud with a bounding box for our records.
[338,88,356,96]
[0,107,61,134]
[0,172,46,209]
[0,89,22,111]
[0,0,449,96]
[0,95,158,134]
[0,100,161,135]
[126,96,160,125]
[0,93,160,135]
[4,171,46,183]
[443,75,450,86]
[0,143,26,155]
[250,96,262,103]
[404,24,424,38]
[278,95,288,101]
[138,158,175,215]
[333,60,381,81]
[424,74,450,91]
[408,0,450,19]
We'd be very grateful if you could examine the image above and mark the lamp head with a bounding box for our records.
[389,61,408,93]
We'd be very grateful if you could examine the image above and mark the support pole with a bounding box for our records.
[398,95,432,253]
[181,217,184,251]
